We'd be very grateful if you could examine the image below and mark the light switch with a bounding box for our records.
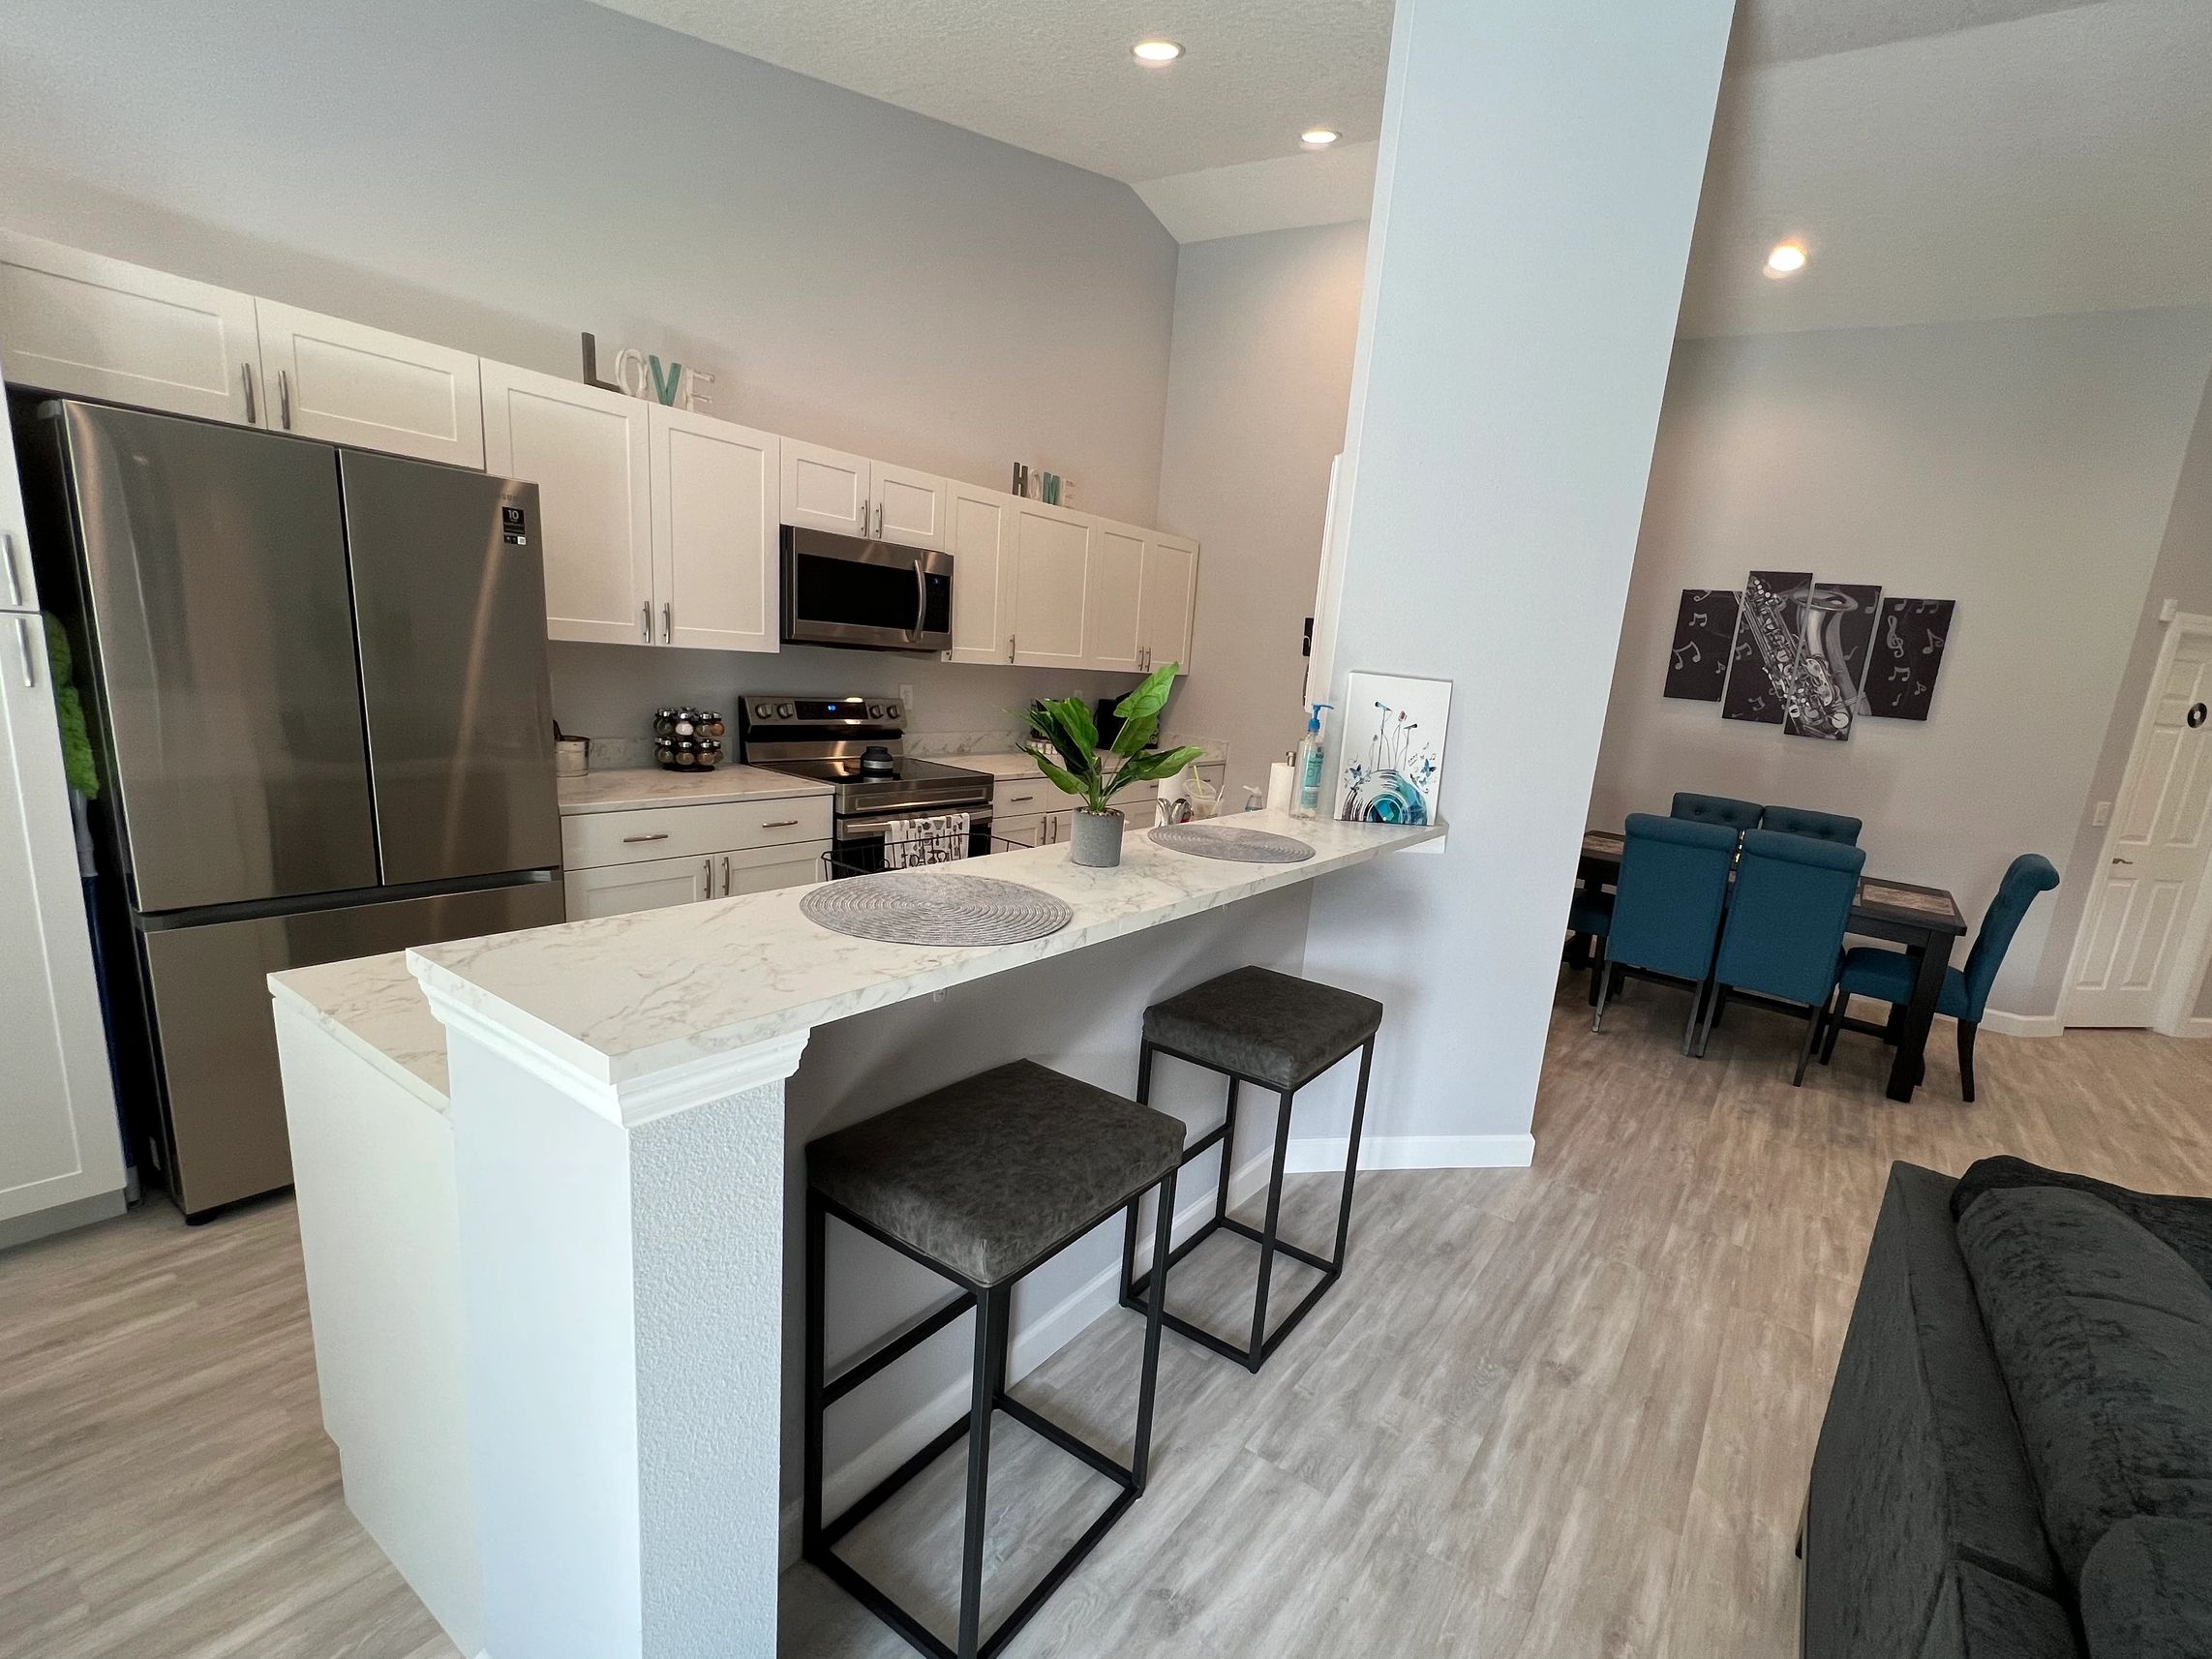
[2093,800,2113,828]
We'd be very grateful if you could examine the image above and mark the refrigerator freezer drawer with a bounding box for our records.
[138,878,564,1218]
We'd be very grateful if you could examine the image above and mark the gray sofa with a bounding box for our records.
[1803,1157,2212,1659]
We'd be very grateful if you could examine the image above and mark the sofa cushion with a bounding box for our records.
[1804,1165,2059,1659]
[1953,1156,2212,1290]
[1917,1561,2078,1659]
[2078,1517,2212,1659]
[1955,1186,2212,1582]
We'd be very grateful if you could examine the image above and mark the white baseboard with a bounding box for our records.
[1977,1009,2065,1039]
[1285,1131,1535,1174]
[2179,1016,2212,1041]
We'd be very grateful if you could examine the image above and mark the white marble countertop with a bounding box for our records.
[557,765,834,815]
[951,745,1228,785]
[270,951,450,1110]
[404,808,1439,1089]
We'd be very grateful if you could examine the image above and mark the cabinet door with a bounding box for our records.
[1038,808,1078,846]
[563,852,714,919]
[651,406,780,654]
[0,612,128,1227]
[992,811,1044,850]
[255,300,485,468]
[483,362,653,646]
[1009,500,1092,669]
[1138,534,1199,675]
[780,439,869,537]
[0,229,259,425]
[944,484,1018,664]
[873,463,948,551]
[1083,522,1146,673]
[717,842,829,896]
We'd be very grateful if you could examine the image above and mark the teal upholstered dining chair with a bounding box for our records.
[1760,804,1863,846]
[1594,813,1737,1054]
[1671,791,1762,831]
[1699,829,1866,1083]
[1822,853,2060,1101]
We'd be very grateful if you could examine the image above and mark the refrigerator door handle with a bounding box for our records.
[13,616,36,688]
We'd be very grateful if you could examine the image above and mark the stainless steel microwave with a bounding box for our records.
[781,527,953,652]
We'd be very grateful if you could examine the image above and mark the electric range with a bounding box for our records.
[739,696,996,861]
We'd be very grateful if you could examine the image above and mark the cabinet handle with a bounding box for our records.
[14,616,36,689]
[1007,794,1035,803]
[876,501,884,538]
[860,498,869,537]
[703,858,713,895]
[1007,634,1016,663]
[1,533,22,608]
[278,368,291,430]
[621,831,670,844]
[762,818,800,829]
[662,602,672,644]
[241,363,258,424]
[722,855,732,893]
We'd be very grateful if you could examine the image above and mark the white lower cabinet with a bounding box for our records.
[0,608,128,1239]
[560,797,828,920]
[564,853,714,919]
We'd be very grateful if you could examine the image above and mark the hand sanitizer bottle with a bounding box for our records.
[1293,703,1332,818]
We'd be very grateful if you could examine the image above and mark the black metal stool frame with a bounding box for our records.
[803,1168,1178,1659]
[1117,1033,1375,1372]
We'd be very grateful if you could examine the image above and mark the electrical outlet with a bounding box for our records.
[898,682,914,709]
[2093,800,2113,828]
[2160,597,2180,623]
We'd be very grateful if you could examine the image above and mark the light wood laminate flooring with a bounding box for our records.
[6,977,2209,1659]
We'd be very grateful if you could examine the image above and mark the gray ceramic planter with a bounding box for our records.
[1070,808,1126,867]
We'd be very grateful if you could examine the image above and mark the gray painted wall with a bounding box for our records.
[1589,309,2212,1016]
[1155,221,1372,806]
[0,0,1181,746]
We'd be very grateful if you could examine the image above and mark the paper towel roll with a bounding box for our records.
[1265,760,1295,812]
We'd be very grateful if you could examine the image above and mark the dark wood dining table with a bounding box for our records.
[1576,830,1969,1103]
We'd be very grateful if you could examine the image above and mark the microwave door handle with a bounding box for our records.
[912,557,926,640]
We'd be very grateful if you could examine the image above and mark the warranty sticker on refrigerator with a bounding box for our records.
[501,504,529,546]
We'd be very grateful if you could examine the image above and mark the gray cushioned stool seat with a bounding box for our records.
[1144,965,1383,1091]
[809,1059,1183,1287]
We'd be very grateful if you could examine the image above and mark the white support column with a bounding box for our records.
[419,973,807,1659]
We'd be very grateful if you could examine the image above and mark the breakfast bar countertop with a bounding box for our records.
[405,808,1440,1088]
[555,765,835,815]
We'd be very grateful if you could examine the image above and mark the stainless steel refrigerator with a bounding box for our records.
[16,400,565,1220]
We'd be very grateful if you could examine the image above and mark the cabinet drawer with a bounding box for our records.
[992,779,1052,814]
[561,796,831,870]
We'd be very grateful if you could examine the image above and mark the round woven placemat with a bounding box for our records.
[799,870,1074,946]
[1148,823,1317,863]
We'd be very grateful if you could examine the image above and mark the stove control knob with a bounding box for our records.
[753,702,774,719]
[776,702,795,718]
[886,702,901,720]
[867,703,885,719]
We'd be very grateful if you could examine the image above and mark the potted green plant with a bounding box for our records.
[1021,662,1205,867]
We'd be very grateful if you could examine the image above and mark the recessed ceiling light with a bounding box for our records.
[1300,128,1342,148]
[1133,39,1182,64]
[1765,241,1808,278]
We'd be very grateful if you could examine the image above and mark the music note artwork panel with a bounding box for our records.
[1863,597,1954,720]
[1673,577,1954,739]
[1662,588,1739,702]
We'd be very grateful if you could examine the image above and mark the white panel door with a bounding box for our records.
[482,363,653,646]
[1083,522,1146,673]
[873,463,948,550]
[0,609,128,1228]
[2069,629,2212,1026]
[255,300,485,468]
[563,852,714,919]
[780,439,869,537]
[944,484,1017,664]
[1010,501,1092,669]
[1137,533,1199,675]
[651,405,779,654]
[0,229,260,424]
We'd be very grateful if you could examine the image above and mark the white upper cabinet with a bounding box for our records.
[873,463,949,550]
[1138,533,1200,675]
[651,404,780,654]
[482,362,653,647]
[780,439,869,538]
[0,229,260,425]
[1010,500,1093,669]
[1082,522,1146,674]
[944,482,1017,665]
[255,300,485,468]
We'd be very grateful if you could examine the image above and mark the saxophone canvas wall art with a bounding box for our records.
[1336,672,1450,827]
[1666,576,1954,739]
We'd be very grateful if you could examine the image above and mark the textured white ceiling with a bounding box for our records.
[1726,0,2102,65]
[584,0,1395,182]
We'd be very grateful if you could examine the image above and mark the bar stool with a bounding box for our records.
[1119,965,1381,1372]
[803,1060,1183,1659]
